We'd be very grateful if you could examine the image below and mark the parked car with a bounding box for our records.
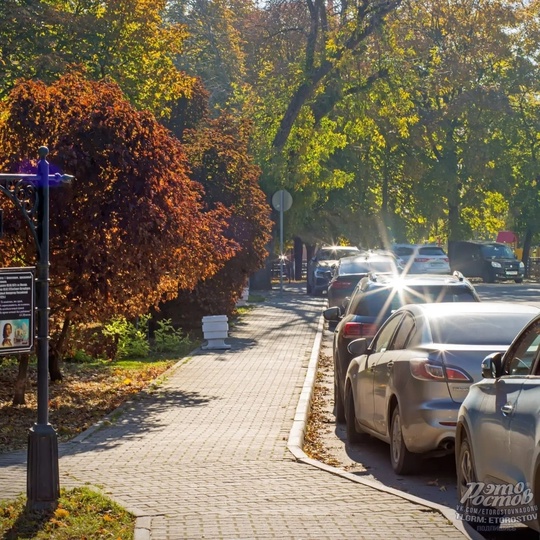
[324,272,480,424]
[326,251,401,309]
[392,244,451,274]
[448,240,525,283]
[344,302,539,475]
[455,313,540,532]
[306,245,360,295]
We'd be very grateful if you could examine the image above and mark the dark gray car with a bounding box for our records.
[324,273,480,424]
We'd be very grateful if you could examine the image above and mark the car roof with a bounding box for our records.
[400,302,540,316]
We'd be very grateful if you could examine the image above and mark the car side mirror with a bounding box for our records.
[323,306,341,322]
[347,338,369,357]
[481,352,503,379]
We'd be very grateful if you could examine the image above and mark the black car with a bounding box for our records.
[326,251,400,309]
[306,245,360,295]
[323,272,480,423]
[448,240,524,283]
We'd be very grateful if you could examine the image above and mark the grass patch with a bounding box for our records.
[0,486,134,539]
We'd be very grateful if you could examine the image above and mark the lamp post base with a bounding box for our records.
[27,423,60,511]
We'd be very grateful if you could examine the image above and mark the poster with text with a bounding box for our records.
[0,268,34,354]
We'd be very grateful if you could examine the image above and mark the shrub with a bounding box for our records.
[102,315,150,359]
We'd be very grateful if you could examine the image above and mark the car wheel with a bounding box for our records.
[515,278,523,284]
[345,384,365,444]
[456,433,491,529]
[334,377,345,424]
[306,281,312,294]
[456,434,476,505]
[389,406,420,474]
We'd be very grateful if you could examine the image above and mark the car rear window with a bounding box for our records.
[418,247,446,256]
[355,285,477,318]
[318,248,357,261]
[394,247,414,256]
[429,313,534,345]
[340,259,396,275]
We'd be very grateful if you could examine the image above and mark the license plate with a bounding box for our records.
[506,271,518,275]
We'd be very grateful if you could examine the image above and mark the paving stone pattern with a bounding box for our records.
[0,284,467,539]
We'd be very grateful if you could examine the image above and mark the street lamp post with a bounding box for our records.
[0,147,73,511]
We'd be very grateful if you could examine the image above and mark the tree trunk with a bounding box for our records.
[12,353,29,406]
[293,237,304,280]
[48,316,70,382]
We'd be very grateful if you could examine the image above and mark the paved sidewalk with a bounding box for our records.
[0,283,473,539]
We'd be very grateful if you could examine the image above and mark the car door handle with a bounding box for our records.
[501,403,514,416]
[387,361,394,371]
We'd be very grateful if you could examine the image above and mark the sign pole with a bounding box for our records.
[27,146,60,510]
[271,189,292,293]
[280,190,284,293]
[0,148,73,511]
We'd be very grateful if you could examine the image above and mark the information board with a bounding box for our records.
[0,268,34,354]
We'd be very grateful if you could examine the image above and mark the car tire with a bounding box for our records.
[456,433,494,529]
[456,434,477,508]
[306,281,312,294]
[334,377,345,424]
[389,406,420,475]
[345,384,365,444]
[515,278,523,284]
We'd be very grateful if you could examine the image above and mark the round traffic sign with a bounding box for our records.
[272,189,293,212]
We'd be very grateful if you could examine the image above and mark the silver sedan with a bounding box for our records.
[344,302,540,475]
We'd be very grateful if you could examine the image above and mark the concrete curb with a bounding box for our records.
[286,312,483,540]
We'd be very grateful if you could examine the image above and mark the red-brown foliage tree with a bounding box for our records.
[160,113,273,327]
[0,71,238,378]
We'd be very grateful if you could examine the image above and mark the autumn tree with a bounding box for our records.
[161,112,273,325]
[0,71,237,379]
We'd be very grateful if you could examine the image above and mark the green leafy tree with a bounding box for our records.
[0,0,193,116]
[384,0,521,241]
[165,0,250,109]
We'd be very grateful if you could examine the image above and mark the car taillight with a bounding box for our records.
[410,360,471,382]
[343,322,378,339]
[331,281,353,289]
[443,257,449,262]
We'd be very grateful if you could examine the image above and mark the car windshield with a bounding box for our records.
[429,313,533,345]
[341,259,396,275]
[317,248,357,261]
[480,244,515,259]
[358,286,476,318]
